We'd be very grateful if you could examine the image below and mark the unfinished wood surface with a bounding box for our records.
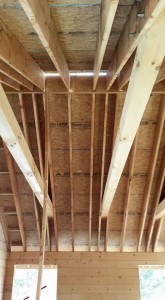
[153,218,164,251]
[118,54,165,91]
[36,92,49,299]
[0,84,53,216]
[137,97,165,251]
[93,0,119,89]
[0,73,20,91]
[155,199,165,220]
[0,207,10,252]
[101,10,165,217]
[19,93,41,245]
[107,0,165,89]
[68,93,75,251]
[4,252,165,300]
[89,94,95,251]
[98,94,108,251]
[146,148,165,251]
[19,0,70,90]
[0,60,33,91]
[3,144,26,251]
[0,19,45,90]
[120,134,138,251]
[0,224,7,299]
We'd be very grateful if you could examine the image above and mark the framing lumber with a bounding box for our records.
[107,0,165,90]
[137,97,165,251]
[3,144,26,251]
[98,94,108,251]
[19,93,41,245]
[120,134,138,251]
[155,199,165,220]
[42,94,58,251]
[146,149,165,251]
[0,84,53,217]
[0,19,45,90]
[89,94,95,251]
[118,54,165,91]
[68,93,75,251]
[101,10,165,218]
[93,0,119,89]
[0,73,20,91]
[153,218,164,252]
[0,60,33,91]
[32,94,44,178]
[36,93,49,300]
[104,95,119,251]
[0,206,10,251]
[19,0,70,90]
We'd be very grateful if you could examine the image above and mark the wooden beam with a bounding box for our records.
[19,0,70,90]
[0,19,45,90]
[89,94,95,251]
[98,94,108,251]
[137,97,165,251]
[0,60,33,90]
[107,0,165,89]
[19,93,41,245]
[3,144,26,251]
[0,83,53,216]
[155,199,165,220]
[0,206,10,251]
[153,218,164,252]
[101,10,165,218]
[32,94,44,177]
[43,93,58,251]
[93,0,119,89]
[156,57,165,83]
[36,92,49,299]
[120,134,138,251]
[104,95,119,251]
[0,73,20,91]
[146,148,165,251]
[68,93,75,251]
[118,54,165,91]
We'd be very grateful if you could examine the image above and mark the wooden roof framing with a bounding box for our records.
[101,9,165,218]
[106,0,165,90]
[0,0,164,253]
[18,0,70,90]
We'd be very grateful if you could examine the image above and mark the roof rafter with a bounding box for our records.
[3,143,26,251]
[137,96,165,251]
[93,0,119,89]
[0,60,33,91]
[155,199,165,220]
[0,83,53,217]
[107,0,165,90]
[0,205,10,251]
[0,19,45,90]
[19,0,70,90]
[101,9,165,218]
[19,93,41,246]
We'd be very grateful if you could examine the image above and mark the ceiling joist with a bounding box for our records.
[0,20,45,90]
[0,83,53,217]
[107,0,165,90]
[93,0,119,89]
[101,9,165,218]
[19,0,70,90]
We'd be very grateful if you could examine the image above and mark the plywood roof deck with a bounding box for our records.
[0,0,164,254]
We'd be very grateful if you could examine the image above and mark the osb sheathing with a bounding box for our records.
[0,0,134,70]
[0,87,164,251]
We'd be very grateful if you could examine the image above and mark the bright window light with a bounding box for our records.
[11,265,57,300]
[44,71,107,77]
[139,266,165,300]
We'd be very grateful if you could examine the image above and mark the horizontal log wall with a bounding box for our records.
[3,252,165,299]
[0,225,7,300]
